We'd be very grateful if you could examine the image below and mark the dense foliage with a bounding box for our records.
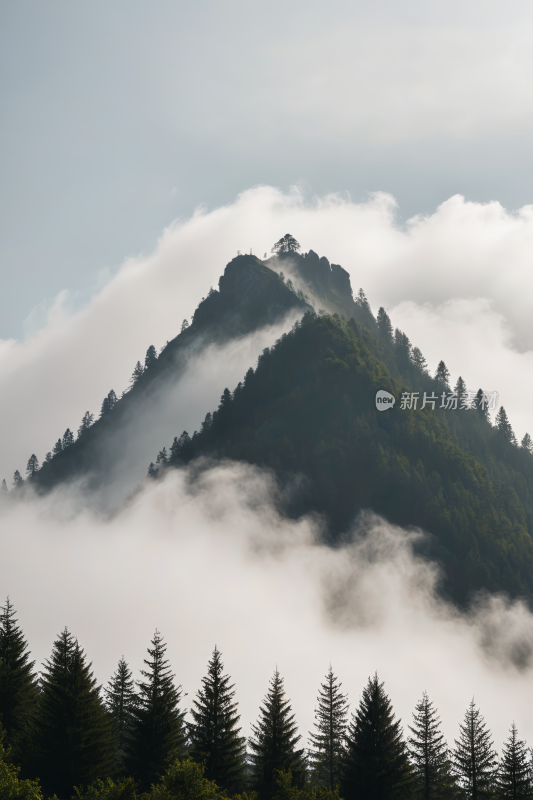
[151,312,533,600]
[0,600,531,799]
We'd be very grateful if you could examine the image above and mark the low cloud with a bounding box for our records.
[2,462,533,751]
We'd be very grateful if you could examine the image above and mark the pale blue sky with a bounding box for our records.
[3,0,533,338]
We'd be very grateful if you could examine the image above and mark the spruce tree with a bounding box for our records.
[408,692,456,799]
[356,288,372,314]
[181,319,189,332]
[496,723,532,799]
[474,389,490,421]
[454,377,467,405]
[105,657,136,775]
[452,699,497,800]
[144,345,158,371]
[249,669,306,800]
[44,452,52,463]
[147,462,158,479]
[12,471,24,489]
[156,447,168,467]
[25,455,39,478]
[188,646,246,793]
[308,666,348,790]
[39,628,114,796]
[62,428,74,448]
[435,361,451,390]
[376,308,393,342]
[341,673,411,800]
[78,411,95,439]
[0,599,39,768]
[496,407,517,444]
[100,390,117,417]
[130,361,144,385]
[411,347,429,373]
[128,630,185,786]
[520,433,533,453]
[52,438,63,456]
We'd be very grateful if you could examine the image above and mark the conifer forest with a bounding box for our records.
[3,239,533,800]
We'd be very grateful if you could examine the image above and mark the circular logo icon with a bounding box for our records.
[375,390,396,411]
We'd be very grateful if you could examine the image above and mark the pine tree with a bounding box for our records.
[52,438,63,456]
[12,471,24,489]
[130,361,144,385]
[435,361,451,390]
[100,390,118,417]
[144,345,158,371]
[44,452,52,463]
[128,630,185,787]
[408,692,456,799]
[474,389,490,421]
[376,308,393,341]
[181,320,189,333]
[156,447,168,467]
[271,234,301,254]
[147,462,158,479]
[25,455,39,478]
[452,699,497,800]
[0,599,39,768]
[39,628,114,796]
[62,428,74,448]
[496,407,517,444]
[78,411,95,439]
[454,377,467,405]
[105,657,136,775]
[308,666,348,790]
[356,289,372,314]
[249,669,306,800]
[341,673,411,800]
[496,723,532,799]
[189,646,246,793]
[520,433,533,453]
[411,347,429,373]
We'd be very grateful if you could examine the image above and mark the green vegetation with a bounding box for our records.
[156,311,533,600]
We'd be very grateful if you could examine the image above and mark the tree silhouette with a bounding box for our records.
[271,234,301,255]
[105,657,136,775]
[144,345,158,371]
[411,347,429,373]
[376,307,393,341]
[130,361,144,385]
[189,646,246,792]
[496,723,532,799]
[408,691,456,799]
[308,666,348,790]
[25,455,39,478]
[62,428,74,448]
[452,699,497,800]
[77,411,95,439]
[435,361,451,390]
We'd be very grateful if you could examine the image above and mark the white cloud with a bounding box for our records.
[2,464,533,751]
[2,186,533,481]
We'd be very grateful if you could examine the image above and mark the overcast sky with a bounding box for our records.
[3,0,533,337]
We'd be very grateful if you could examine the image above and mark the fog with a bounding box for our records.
[2,462,533,753]
[3,186,533,483]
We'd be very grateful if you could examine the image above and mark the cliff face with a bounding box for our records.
[266,249,377,331]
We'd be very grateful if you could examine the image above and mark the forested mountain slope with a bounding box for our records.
[152,312,533,601]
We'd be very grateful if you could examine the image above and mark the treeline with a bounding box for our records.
[1,599,532,800]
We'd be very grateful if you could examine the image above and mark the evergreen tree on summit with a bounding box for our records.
[100,390,117,417]
[189,646,246,793]
[38,628,114,796]
[341,673,411,800]
[271,234,301,254]
[0,599,39,769]
[52,438,63,456]
[408,692,456,799]
[130,361,144,385]
[496,407,517,444]
[249,669,306,800]
[128,630,185,787]
[63,428,74,448]
[308,666,348,790]
[411,347,429,373]
[78,411,95,439]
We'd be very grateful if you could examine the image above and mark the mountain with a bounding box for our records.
[33,251,368,494]
[149,316,533,602]
[27,246,533,601]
